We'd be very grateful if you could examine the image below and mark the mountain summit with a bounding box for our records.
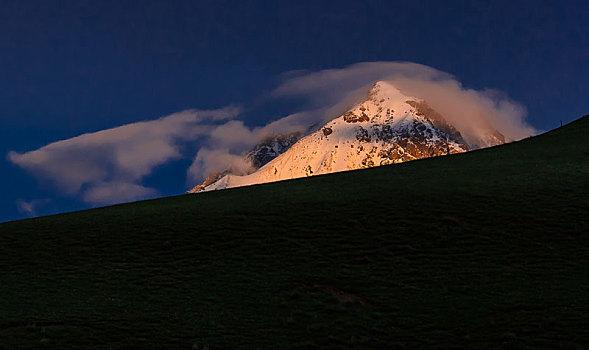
[190,81,506,192]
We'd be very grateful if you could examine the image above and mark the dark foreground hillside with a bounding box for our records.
[1,116,588,349]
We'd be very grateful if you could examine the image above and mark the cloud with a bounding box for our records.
[8,106,240,205]
[16,198,52,216]
[271,61,536,147]
[82,182,159,205]
[209,120,259,151]
[185,115,320,184]
[188,148,255,182]
[272,62,451,104]
[385,77,534,147]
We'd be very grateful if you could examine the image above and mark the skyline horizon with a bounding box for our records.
[1,0,586,222]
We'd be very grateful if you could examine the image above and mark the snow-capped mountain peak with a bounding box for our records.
[190,81,505,193]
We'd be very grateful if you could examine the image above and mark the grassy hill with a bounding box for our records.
[1,116,588,349]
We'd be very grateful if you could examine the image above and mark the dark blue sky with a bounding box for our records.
[1,0,587,222]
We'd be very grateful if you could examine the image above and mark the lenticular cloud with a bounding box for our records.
[8,107,240,205]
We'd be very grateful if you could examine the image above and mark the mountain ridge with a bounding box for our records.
[191,81,506,192]
[1,115,587,348]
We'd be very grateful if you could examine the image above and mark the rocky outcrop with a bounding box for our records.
[405,99,505,145]
[343,111,370,123]
[188,172,226,193]
[244,132,301,169]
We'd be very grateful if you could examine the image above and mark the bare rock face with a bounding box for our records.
[334,84,470,169]
[343,111,370,123]
[244,132,301,169]
[404,100,465,142]
[405,99,506,146]
[189,81,507,193]
[188,172,226,193]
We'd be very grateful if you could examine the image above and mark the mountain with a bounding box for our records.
[244,132,302,169]
[191,81,505,192]
[2,115,588,348]
[188,132,301,193]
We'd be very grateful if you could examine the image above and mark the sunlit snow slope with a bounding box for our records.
[192,81,505,192]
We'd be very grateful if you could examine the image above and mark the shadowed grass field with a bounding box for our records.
[1,116,588,349]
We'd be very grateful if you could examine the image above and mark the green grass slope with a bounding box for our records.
[1,116,588,349]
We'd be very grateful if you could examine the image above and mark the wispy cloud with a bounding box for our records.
[272,62,451,103]
[270,61,536,147]
[8,107,240,205]
[81,181,159,205]
[16,198,52,216]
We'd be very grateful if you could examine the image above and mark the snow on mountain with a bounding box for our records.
[190,81,506,193]
[187,132,301,193]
